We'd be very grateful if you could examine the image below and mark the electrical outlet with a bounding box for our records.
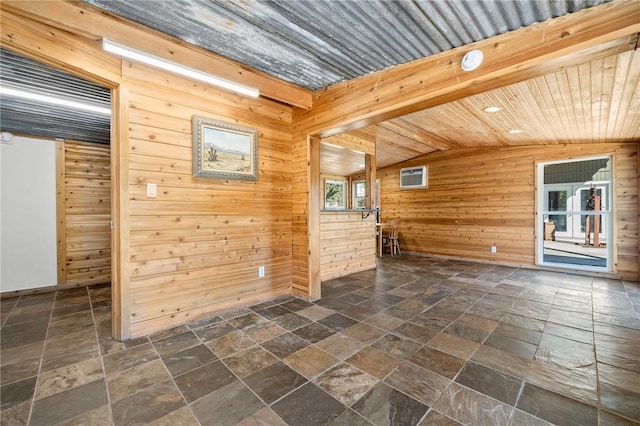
[491,245,497,254]
[258,266,265,278]
[147,183,157,198]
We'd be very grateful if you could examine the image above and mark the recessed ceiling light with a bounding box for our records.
[508,129,523,134]
[483,106,501,113]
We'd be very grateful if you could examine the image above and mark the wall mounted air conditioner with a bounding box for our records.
[400,166,427,189]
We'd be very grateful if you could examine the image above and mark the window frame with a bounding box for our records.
[324,180,347,210]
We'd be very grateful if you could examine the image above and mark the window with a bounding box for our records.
[325,180,347,209]
[353,181,366,209]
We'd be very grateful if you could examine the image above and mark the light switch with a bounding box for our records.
[147,183,157,198]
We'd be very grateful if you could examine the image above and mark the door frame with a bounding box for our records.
[536,155,614,273]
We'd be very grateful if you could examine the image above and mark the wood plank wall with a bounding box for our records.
[57,141,111,285]
[320,212,376,281]
[378,143,639,280]
[1,5,296,338]
[122,63,294,337]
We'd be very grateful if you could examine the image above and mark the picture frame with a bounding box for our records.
[192,115,258,181]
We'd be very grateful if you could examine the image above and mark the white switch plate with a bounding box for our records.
[147,183,157,198]
[258,266,265,278]
[491,245,497,254]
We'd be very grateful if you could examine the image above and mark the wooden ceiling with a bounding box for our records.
[322,33,640,176]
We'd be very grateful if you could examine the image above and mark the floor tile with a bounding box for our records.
[454,361,522,405]
[192,322,235,342]
[102,342,158,374]
[30,379,108,425]
[261,332,310,359]
[0,400,31,425]
[236,407,288,426]
[427,332,479,360]
[3,256,639,426]
[0,341,44,385]
[526,361,598,404]
[363,312,404,331]
[598,363,640,420]
[292,322,335,343]
[471,344,531,379]
[174,360,236,403]
[151,330,200,357]
[227,312,267,331]
[316,333,366,360]
[484,332,538,360]
[161,343,217,377]
[1,376,37,410]
[394,322,438,345]
[190,380,265,426]
[223,345,278,378]
[314,363,378,407]
[147,406,199,426]
[352,382,429,426]
[106,359,170,403]
[0,318,49,350]
[319,313,358,331]
[384,361,450,406]
[273,313,312,331]
[347,346,402,379]
[409,346,465,379]
[296,305,334,321]
[243,321,287,343]
[111,380,185,426]
[433,382,513,425]
[371,334,422,360]
[35,357,104,400]
[342,322,386,344]
[244,361,307,404]
[272,383,346,426]
[284,345,338,378]
[208,330,255,358]
[516,382,597,426]
[418,410,462,425]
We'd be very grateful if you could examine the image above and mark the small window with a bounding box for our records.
[325,180,347,209]
[353,181,366,209]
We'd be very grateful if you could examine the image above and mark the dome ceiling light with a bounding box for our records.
[461,49,484,72]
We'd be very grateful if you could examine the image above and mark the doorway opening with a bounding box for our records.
[537,156,612,272]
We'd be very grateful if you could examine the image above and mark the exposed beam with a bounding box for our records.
[295,0,640,137]
[1,0,313,109]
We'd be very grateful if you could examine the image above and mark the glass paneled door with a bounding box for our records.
[543,184,607,241]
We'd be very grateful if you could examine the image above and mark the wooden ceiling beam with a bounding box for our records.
[296,0,640,137]
[0,0,313,109]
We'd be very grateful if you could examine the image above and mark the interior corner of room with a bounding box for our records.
[0,0,638,342]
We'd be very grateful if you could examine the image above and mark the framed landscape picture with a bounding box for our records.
[192,115,258,181]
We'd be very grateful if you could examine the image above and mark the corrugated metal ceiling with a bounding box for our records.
[0,0,613,150]
[0,49,111,144]
[85,0,610,90]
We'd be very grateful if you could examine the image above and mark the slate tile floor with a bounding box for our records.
[2,256,640,425]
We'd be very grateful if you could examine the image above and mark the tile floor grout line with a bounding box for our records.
[88,285,115,426]
[25,290,56,426]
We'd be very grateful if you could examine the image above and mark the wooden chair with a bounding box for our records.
[383,220,401,256]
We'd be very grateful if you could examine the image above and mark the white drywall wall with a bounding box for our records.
[1,136,58,291]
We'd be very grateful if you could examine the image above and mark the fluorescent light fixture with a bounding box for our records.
[102,39,260,98]
[483,106,501,113]
[0,86,111,115]
[508,129,524,134]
